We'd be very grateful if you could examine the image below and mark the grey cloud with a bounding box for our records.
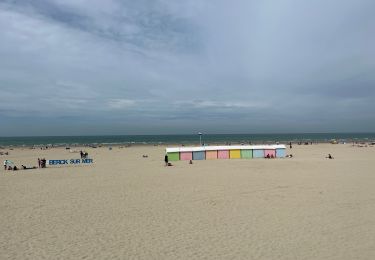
[1,0,202,53]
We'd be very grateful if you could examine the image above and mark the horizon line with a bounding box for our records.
[1,131,375,138]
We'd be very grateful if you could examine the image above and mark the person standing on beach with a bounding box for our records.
[164,154,168,166]
[289,142,292,149]
[38,158,41,168]
[3,160,7,170]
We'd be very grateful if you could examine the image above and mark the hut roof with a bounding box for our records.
[166,144,286,153]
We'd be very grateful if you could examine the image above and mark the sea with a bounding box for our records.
[0,133,375,147]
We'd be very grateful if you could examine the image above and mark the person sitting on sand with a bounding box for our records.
[22,165,37,170]
[326,154,334,159]
[167,162,173,166]
[266,154,270,159]
[189,160,193,164]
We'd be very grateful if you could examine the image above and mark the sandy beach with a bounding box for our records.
[1,143,375,259]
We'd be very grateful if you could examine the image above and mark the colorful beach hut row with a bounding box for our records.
[166,145,286,161]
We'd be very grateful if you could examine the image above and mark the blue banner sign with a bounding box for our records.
[48,158,93,165]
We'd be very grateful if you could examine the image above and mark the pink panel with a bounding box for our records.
[206,150,218,159]
[180,152,193,161]
[264,149,276,158]
[217,150,229,159]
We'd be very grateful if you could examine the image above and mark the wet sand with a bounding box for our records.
[1,144,375,259]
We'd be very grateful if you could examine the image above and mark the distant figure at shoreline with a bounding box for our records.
[326,154,334,159]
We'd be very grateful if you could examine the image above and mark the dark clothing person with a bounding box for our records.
[289,142,292,149]
[22,165,36,170]
[41,158,46,168]
[164,155,169,166]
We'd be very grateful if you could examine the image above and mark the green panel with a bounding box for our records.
[167,152,180,161]
[241,149,253,159]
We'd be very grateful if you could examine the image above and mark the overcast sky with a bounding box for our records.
[0,0,374,136]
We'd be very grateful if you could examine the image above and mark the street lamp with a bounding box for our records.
[198,132,203,146]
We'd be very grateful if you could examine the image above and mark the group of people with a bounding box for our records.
[80,151,88,159]
[3,160,17,171]
[3,159,37,171]
[37,158,47,168]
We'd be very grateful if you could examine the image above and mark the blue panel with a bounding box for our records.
[252,149,264,158]
[193,151,206,160]
[276,148,286,158]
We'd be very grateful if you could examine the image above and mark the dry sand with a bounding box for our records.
[1,144,375,259]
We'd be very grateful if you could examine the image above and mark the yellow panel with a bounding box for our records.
[229,149,241,159]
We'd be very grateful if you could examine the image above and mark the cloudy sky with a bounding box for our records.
[0,0,374,136]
